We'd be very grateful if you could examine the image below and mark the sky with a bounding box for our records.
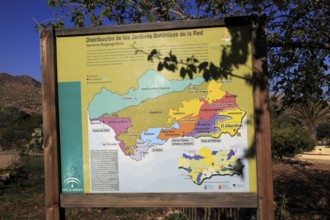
[0,1,58,81]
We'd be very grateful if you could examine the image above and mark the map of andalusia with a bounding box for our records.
[178,147,244,185]
[88,70,246,184]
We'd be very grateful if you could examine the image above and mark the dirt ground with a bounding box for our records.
[0,152,19,169]
[273,159,330,220]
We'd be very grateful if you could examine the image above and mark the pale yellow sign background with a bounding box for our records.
[56,26,256,192]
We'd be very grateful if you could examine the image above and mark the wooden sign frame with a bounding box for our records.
[40,16,273,220]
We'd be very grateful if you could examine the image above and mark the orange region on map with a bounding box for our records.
[158,114,199,141]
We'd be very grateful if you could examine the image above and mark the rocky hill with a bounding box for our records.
[0,73,41,113]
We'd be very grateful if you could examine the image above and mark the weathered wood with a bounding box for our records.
[55,16,252,37]
[61,193,258,208]
[251,16,274,220]
[40,29,63,220]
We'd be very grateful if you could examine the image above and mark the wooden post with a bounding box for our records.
[252,16,274,220]
[40,29,63,220]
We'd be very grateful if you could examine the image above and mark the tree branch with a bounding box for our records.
[268,40,330,49]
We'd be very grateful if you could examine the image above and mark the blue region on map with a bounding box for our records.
[196,173,203,183]
[227,150,234,160]
[140,128,166,146]
[182,154,204,160]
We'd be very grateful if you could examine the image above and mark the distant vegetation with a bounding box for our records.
[0,106,42,152]
[317,122,330,144]
[271,113,316,160]
[0,73,42,153]
[270,100,330,160]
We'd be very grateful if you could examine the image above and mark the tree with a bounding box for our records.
[286,101,330,139]
[42,0,329,107]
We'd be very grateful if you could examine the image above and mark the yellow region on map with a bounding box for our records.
[178,146,243,185]
[215,108,246,138]
[167,98,204,123]
[205,80,226,102]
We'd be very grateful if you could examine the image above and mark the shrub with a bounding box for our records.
[274,193,289,220]
[26,128,43,153]
[165,210,188,220]
[0,107,42,151]
[271,124,316,160]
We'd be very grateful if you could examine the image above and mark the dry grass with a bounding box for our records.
[0,152,19,169]
[0,155,45,219]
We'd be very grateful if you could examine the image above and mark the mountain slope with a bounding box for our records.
[0,73,41,113]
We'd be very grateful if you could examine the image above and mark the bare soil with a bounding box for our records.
[0,152,19,169]
[273,159,330,220]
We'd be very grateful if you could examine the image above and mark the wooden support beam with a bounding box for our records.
[252,16,274,220]
[40,29,63,220]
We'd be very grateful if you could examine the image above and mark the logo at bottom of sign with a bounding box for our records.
[63,176,83,193]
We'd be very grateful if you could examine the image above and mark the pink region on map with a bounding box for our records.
[199,92,238,120]
[90,115,132,154]
[90,115,132,134]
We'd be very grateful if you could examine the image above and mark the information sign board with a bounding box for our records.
[56,24,256,194]
[41,16,273,220]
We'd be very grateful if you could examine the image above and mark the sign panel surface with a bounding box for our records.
[56,26,256,193]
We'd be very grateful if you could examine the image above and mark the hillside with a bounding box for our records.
[0,73,41,113]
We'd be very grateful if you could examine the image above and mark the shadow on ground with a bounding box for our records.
[273,160,330,219]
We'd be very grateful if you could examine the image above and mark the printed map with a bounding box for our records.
[178,147,244,185]
[88,70,246,186]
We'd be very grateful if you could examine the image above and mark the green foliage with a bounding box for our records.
[165,210,188,220]
[26,128,43,152]
[317,121,330,140]
[274,193,289,220]
[43,0,329,108]
[271,114,316,160]
[0,107,42,151]
[286,101,330,139]
[266,1,329,106]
